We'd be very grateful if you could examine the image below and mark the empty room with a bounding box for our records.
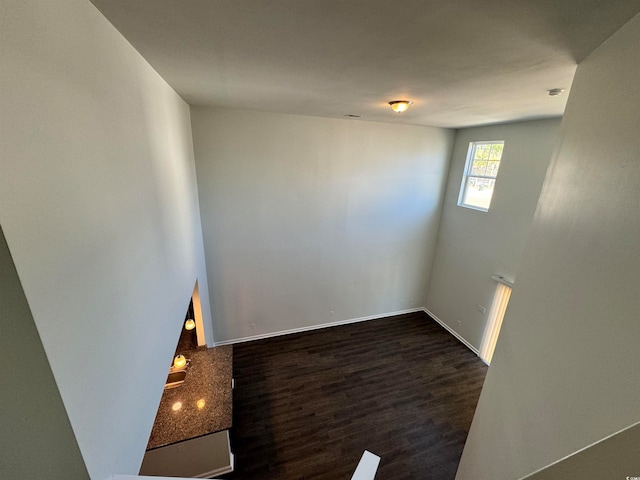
[3,1,640,480]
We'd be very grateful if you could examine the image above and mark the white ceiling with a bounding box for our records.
[90,0,640,128]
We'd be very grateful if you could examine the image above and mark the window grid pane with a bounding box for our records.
[474,144,490,160]
[459,141,504,211]
[471,160,488,176]
[486,161,500,177]
[465,177,495,210]
[489,144,503,160]
[462,177,474,205]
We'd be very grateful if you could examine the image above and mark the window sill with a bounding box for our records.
[457,203,489,212]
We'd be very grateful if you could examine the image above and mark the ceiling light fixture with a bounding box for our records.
[185,319,196,331]
[173,354,187,369]
[389,100,413,113]
[547,88,565,97]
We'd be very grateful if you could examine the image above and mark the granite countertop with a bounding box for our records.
[147,345,233,450]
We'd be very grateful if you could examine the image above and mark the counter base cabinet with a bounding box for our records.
[140,430,233,478]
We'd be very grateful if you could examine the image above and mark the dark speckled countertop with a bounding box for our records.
[147,345,233,450]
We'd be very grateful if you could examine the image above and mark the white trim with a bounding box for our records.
[191,280,207,347]
[193,464,233,478]
[423,308,480,357]
[479,283,512,364]
[213,308,425,346]
[458,203,489,213]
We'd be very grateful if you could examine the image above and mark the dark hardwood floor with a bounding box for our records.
[221,311,487,480]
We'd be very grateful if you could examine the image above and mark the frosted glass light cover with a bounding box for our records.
[389,100,413,113]
[173,354,187,368]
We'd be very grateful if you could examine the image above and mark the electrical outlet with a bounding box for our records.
[251,323,256,329]
[477,305,486,314]
[330,310,335,319]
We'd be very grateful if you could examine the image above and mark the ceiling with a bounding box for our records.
[90,0,640,128]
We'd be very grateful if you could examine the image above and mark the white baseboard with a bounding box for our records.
[213,307,481,359]
[213,308,425,346]
[422,308,480,356]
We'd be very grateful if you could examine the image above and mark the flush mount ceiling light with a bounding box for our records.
[389,100,413,113]
[547,88,565,97]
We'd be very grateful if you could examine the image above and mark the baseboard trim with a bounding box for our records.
[422,308,480,356]
[213,308,425,346]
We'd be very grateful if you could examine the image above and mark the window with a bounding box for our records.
[458,141,504,211]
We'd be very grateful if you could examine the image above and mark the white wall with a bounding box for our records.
[190,108,454,342]
[0,226,89,479]
[457,12,640,480]
[0,1,212,479]
[426,119,560,349]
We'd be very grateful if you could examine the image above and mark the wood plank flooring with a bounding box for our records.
[221,312,487,480]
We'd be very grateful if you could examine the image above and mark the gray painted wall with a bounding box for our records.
[191,108,454,342]
[523,421,640,480]
[426,119,560,349]
[0,226,89,479]
[457,12,640,480]
[0,1,212,478]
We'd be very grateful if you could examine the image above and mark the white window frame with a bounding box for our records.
[457,140,505,212]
